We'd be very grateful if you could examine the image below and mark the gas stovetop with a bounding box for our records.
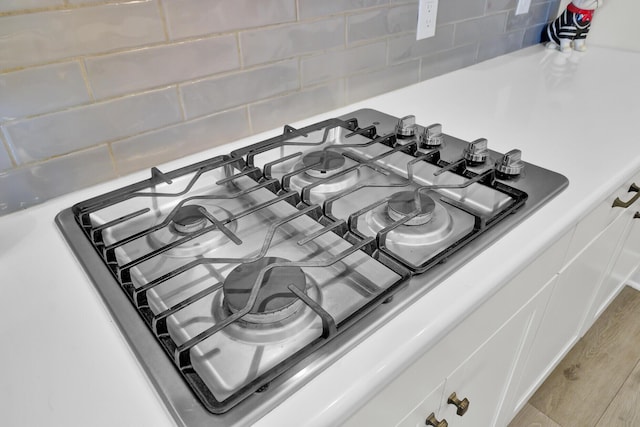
[56,109,568,426]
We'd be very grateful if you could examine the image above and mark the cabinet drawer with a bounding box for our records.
[565,171,640,264]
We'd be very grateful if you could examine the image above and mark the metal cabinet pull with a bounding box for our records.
[634,212,640,219]
[447,392,470,416]
[425,412,448,427]
[612,183,640,208]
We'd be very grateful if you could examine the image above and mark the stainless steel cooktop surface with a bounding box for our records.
[56,109,568,426]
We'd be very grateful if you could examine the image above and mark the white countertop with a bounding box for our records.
[2,45,640,427]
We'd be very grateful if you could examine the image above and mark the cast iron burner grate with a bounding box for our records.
[57,111,544,419]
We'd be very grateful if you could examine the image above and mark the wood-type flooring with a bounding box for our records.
[510,286,640,427]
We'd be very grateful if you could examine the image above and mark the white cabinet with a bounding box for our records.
[512,222,624,410]
[496,275,559,426]
[580,178,640,333]
[611,213,640,287]
[343,232,571,427]
[589,194,640,323]
[399,301,535,427]
[436,284,553,427]
[580,215,635,333]
[511,173,640,419]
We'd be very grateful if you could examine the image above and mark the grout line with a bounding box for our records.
[175,85,187,121]
[236,32,244,69]
[0,128,18,168]
[156,0,171,42]
[0,34,233,76]
[296,56,302,91]
[344,14,349,48]
[0,2,85,18]
[78,58,96,102]
[105,142,119,177]
[245,105,253,135]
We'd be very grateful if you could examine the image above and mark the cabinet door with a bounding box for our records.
[593,212,640,319]
[616,213,640,282]
[497,275,558,426]
[515,218,625,403]
[436,301,537,427]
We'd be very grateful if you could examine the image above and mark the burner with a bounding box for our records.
[289,150,360,203]
[223,257,307,324]
[148,203,237,257]
[362,190,477,266]
[387,191,436,226]
[302,151,346,178]
[172,205,207,234]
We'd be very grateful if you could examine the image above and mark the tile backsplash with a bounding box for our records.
[0,0,560,215]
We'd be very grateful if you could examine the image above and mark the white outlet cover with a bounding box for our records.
[417,0,438,40]
[516,0,532,15]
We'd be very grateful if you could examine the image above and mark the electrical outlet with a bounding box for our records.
[416,0,438,40]
[515,0,531,15]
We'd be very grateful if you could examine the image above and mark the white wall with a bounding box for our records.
[556,0,640,52]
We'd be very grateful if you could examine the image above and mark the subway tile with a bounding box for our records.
[438,0,485,24]
[387,25,455,64]
[523,23,547,46]
[0,146,115,215]
[486,0,516,13]
[347,60,419,103]
[241,17,345,67]
[548,0,561,17]
[301,42,387,86]
[111,108,250,175]
[163,0,296,40]
[507,2,551,31]
[454,13,508,46]
[85,36,239,100]
[181,60,299,120]
[298,0,387,19]
[478,30,525,62]
[0,62,90,121]
[0,2,164,71]
[0,0,63,12]
[4,88,182,164]
[249,81,345,133]
[420,44,478,81]
[348,4,418,45]
[66,0,130,4]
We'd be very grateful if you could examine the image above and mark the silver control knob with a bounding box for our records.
[496,149,524,177]
[395,115,416,137]
[420,123,443,147]
[463,138,489,164]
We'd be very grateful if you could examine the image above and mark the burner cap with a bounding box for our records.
[172,205,208,234]
[302,151,346,178]
[223,257,307,324]
[388,191,436,226]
